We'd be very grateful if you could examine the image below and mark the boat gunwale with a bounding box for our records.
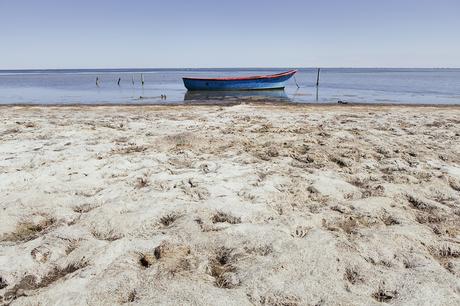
[182,70,297,81]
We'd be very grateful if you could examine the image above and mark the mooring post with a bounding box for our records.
[316,68,321,87]
[294,76,300,88]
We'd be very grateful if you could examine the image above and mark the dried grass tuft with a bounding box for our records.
[112,144,147,154]
[1,216,56,242]
[3,261,88,303]
[448,177,460,192]
[135,176,149,189]
[90,227,123,241]
[291,226,310,238]
[372,282,398,303]
[344,266,362,284]
[406,194,436,211]
[72,203,98,214]
[139,242,192,276]
[0,276,7,289]
[209,247,240,289]
[381,212,400,226]
[159,213,180,227]
[211,211,241,224]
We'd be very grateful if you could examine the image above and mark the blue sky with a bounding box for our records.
[1,0,459,69]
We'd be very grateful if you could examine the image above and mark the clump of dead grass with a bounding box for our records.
[90,227,123,241]
[141,242,192,276]
[0,276,7,289]
[159,213,180,227]
[375,146,392,157]
[135,176,149,189]
[124,289,138,303]
[30,245,51,263]
[139,253,155,268]
[65,239,80,255]
[72,203,99,214]
[380,212,400,226]
[176,178,210,201]
[209,247,240,289]
[402,256,418,269]
[101,121,125,130]
[3,261,88,303]
[428,244,460,273]
[430,188,456,205]
[344,266,363,284]
[0,127,21,136]
[372,282,398,303]
[323,216,359,235]
[437,244,460,258]
[406,193,436,211]
[361,184,385,198]
[348,175,384,198]
[448,177,460,192]
[330,154,353,168]
[112,144,147,154]
[211,211,241,224]
[290,153,314,165]
[249,291,302,306]
[291,226,310,238]
[243,244,273,257]
[254,143,280,161]
[23,122,36,128]
[1,216,56,243]
[166,132,195,150]
[415,213,445,225]
[150,241,192,276]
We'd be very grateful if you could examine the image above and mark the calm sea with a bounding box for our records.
[0,68,459,105]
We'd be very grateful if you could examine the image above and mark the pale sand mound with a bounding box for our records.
[0,104,460,305]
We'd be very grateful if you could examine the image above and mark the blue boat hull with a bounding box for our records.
[183,70,297,91]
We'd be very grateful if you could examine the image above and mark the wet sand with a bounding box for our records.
[1,104,460,305]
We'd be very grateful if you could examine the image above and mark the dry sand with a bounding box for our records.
[1,104,460,305]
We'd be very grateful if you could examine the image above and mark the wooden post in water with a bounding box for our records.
[294,76,300,88]
[141,74,145,86]
[316,68,321,87]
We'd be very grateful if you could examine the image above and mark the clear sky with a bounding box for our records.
[1,0,459,69]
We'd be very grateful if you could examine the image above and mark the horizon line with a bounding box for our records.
[1,66,459,71]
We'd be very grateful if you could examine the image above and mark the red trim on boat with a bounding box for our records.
[183,70,297,81]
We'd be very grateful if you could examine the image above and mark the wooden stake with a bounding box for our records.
[294,76,300,88]
[316,68,321,87]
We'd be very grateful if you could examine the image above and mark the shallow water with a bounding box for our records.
[0,68,459,104]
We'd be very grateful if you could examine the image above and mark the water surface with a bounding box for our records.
[0,68,459,104]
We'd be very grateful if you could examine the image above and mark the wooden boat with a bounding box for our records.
[183,70,297,91]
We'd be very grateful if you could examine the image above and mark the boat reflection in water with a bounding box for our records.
[184,89,291,104]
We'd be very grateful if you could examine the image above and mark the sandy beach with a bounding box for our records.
[1,103,460,305]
